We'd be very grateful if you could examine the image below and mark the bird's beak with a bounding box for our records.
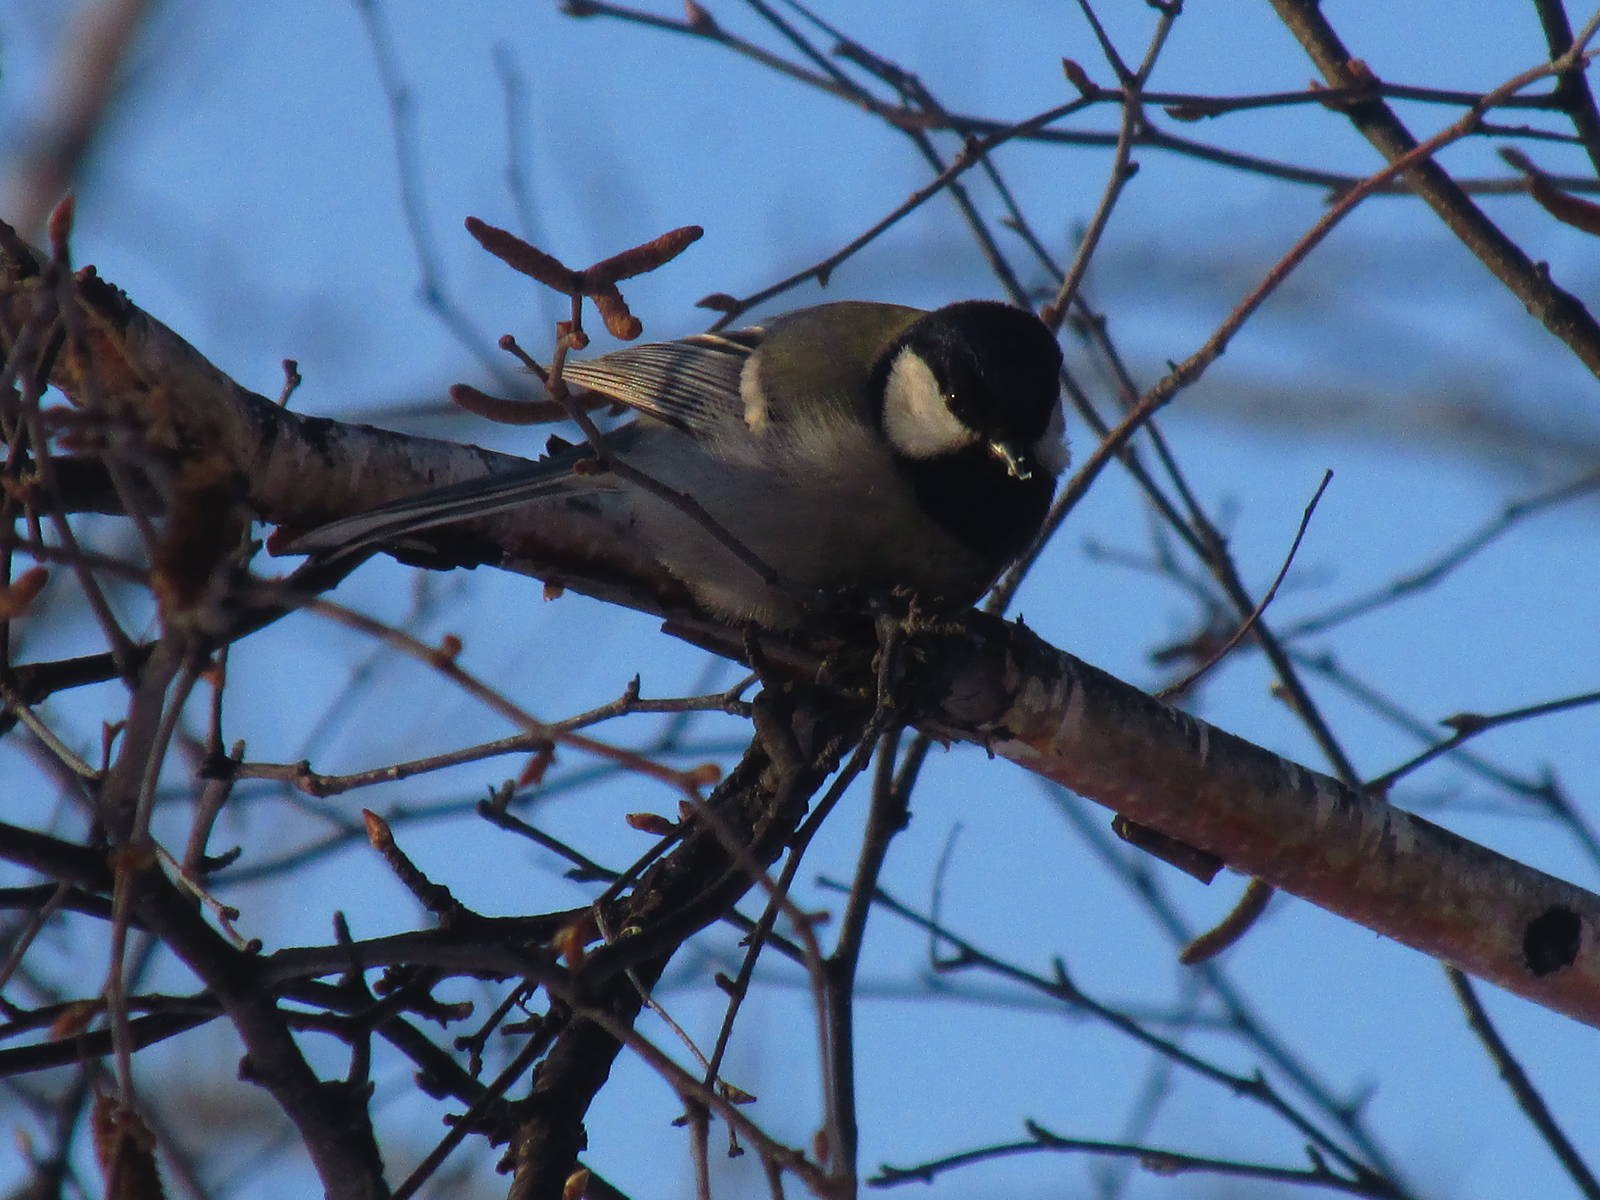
[988,438,1033,481]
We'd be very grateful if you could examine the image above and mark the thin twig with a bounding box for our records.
[305,597,716,797]
[1365,687,1600,795]
[1446,967,1600,1200]
[1283,468,1600,640]
[1157,469,1333,699]
[873,1119,1395,1196]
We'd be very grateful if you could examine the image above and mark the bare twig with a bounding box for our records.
[1366,687,1600,796]
[3,0,153,235]
[305,597,718,797]
[874,1117,1396,1196]
[1446,967,1600,1200]
[1267,0,1600,376]
[824,876,1400,1191]
[1283,468,1600,640]
[1157,469,1333,699]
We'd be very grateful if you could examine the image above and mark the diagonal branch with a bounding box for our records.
[911,615,1600,1029]
[1266,0,1600,378]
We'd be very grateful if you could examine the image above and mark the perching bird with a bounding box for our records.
[290,300,1067,630]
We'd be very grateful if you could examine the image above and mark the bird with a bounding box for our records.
[289,300,1068,631]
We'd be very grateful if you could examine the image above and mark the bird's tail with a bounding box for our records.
[284,458,588,559]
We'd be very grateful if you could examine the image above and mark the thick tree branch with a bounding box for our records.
[911,615,1600,1029]
[0,219,687,616]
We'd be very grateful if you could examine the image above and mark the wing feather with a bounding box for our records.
[561,330,762,438]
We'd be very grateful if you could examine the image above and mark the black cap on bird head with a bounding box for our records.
[877,301,1064,480]
[915,300,1064,441]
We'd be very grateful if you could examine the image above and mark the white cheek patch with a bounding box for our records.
[883,348,977,459]
[1032,396,1071,475]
